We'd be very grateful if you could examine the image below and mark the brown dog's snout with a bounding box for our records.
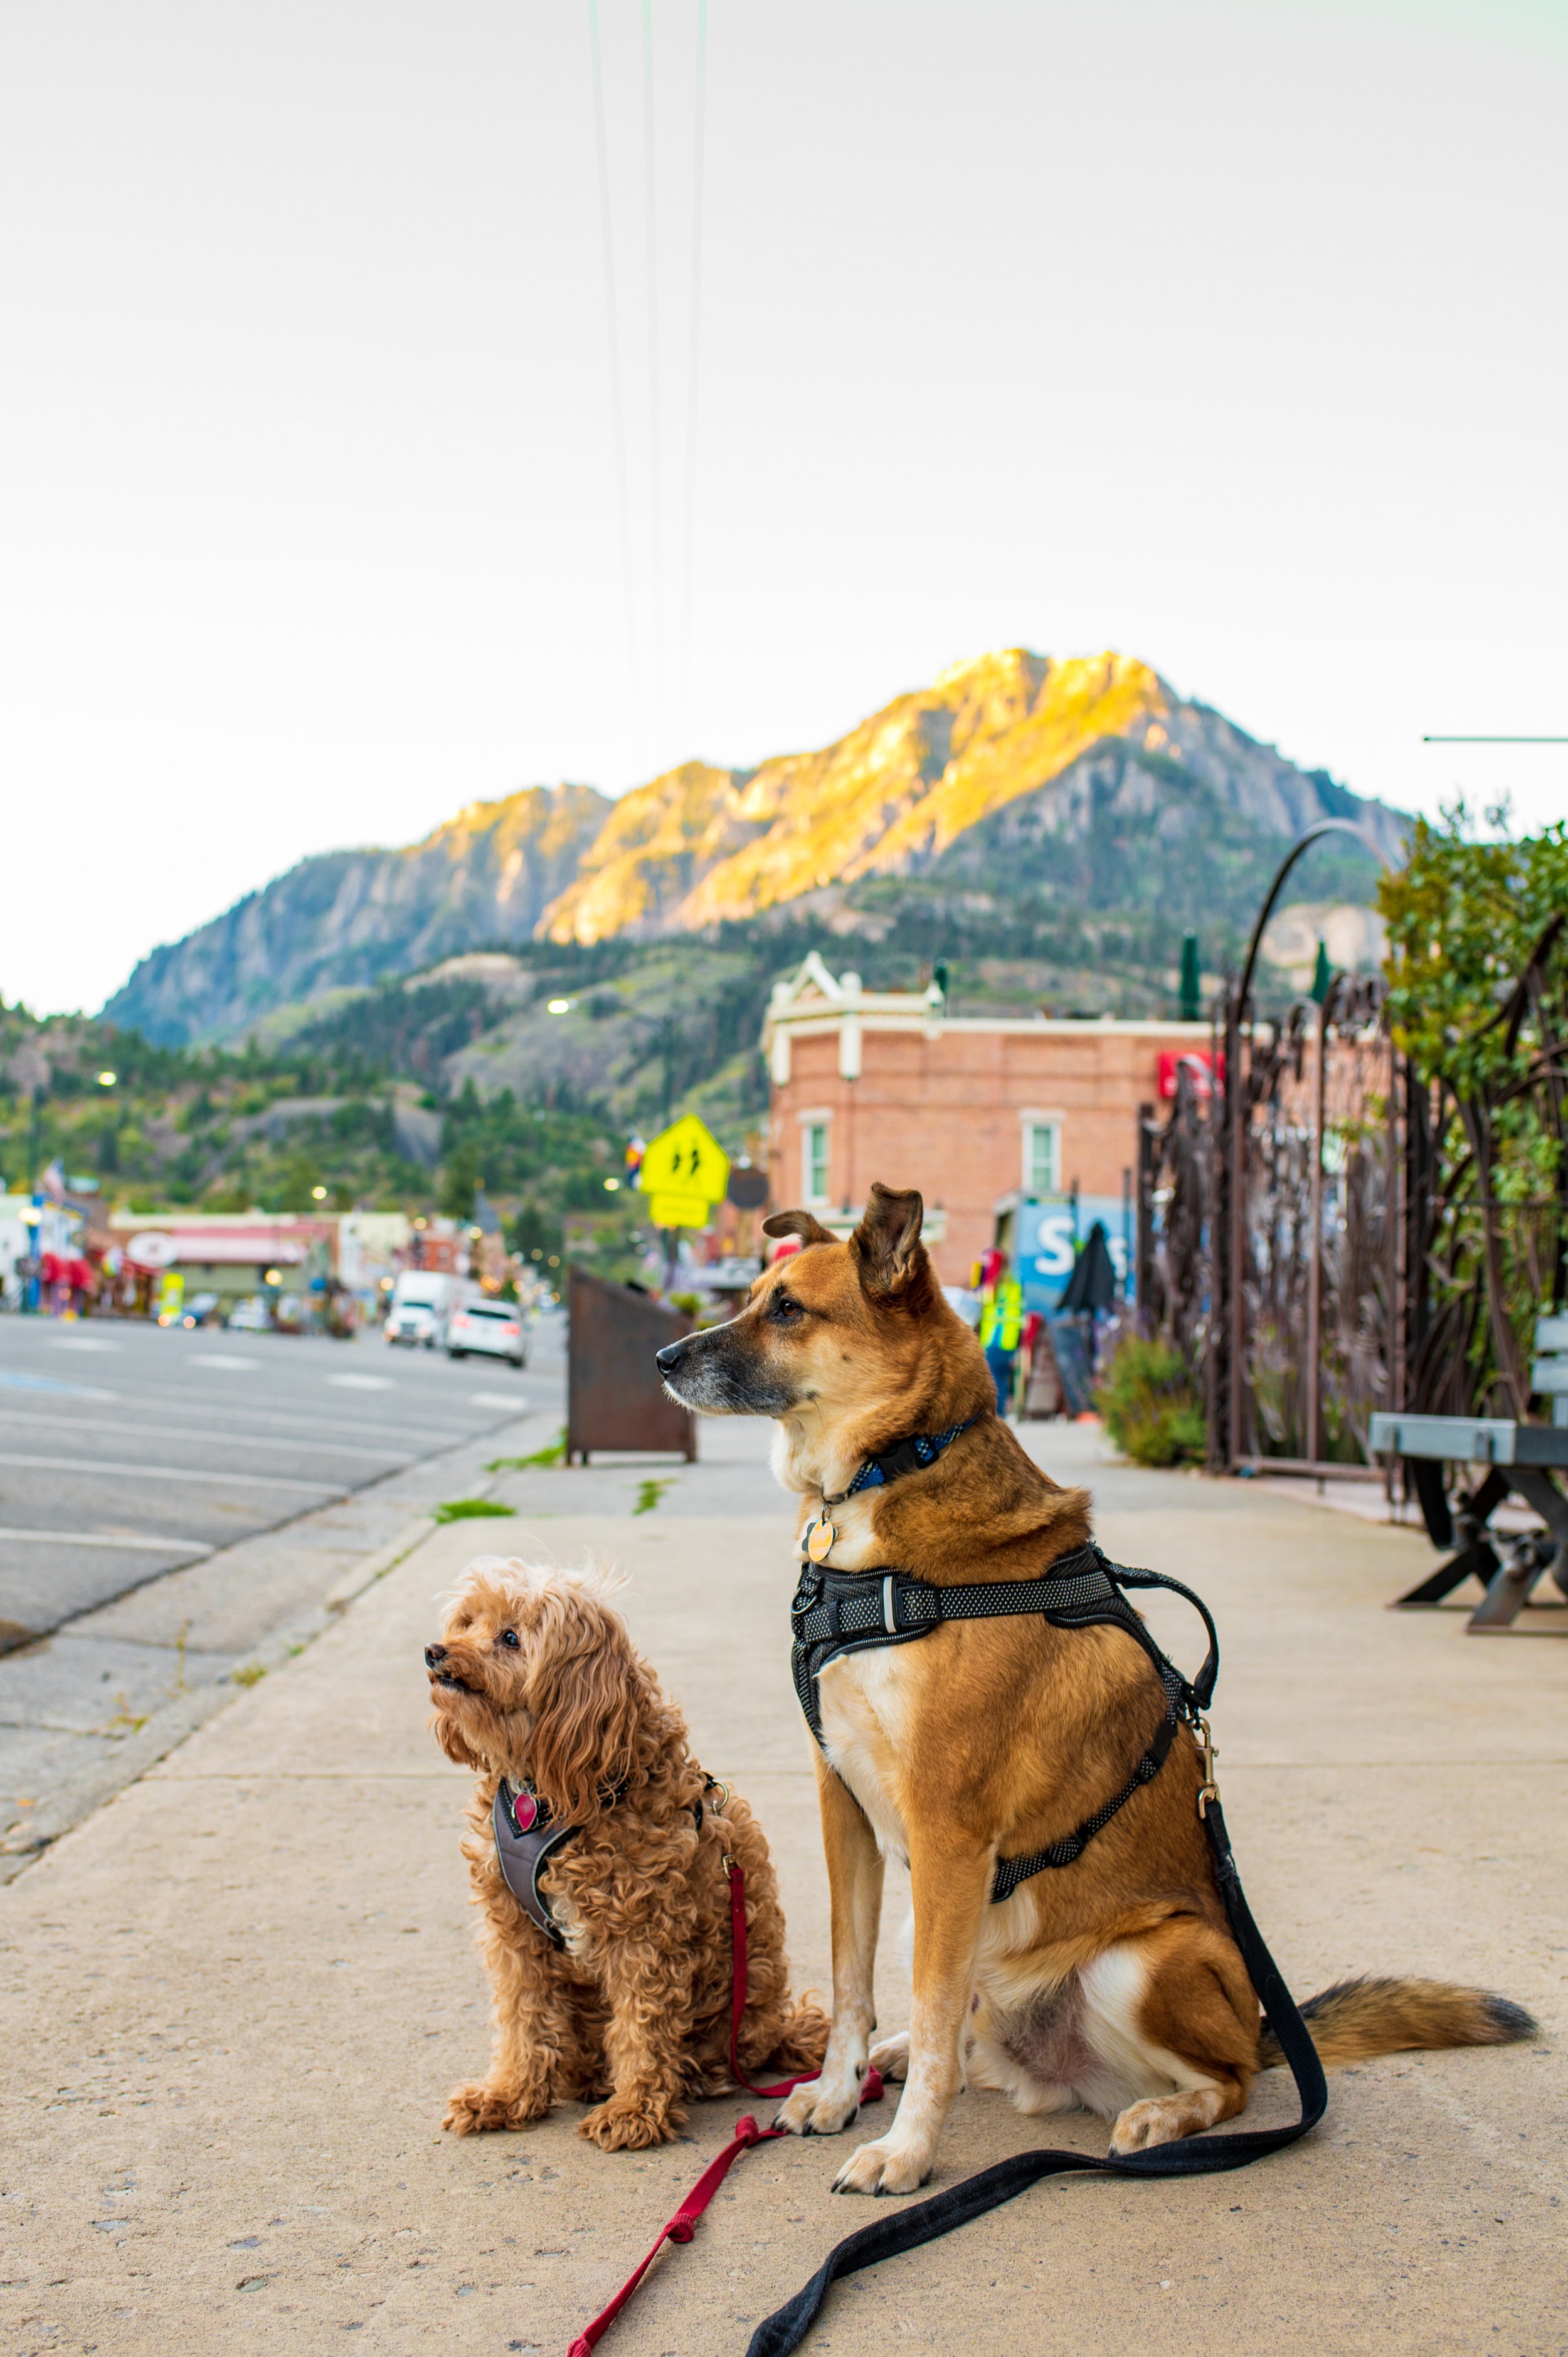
[424,1643,447,1669]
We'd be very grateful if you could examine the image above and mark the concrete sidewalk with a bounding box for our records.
[1,1422,1564,2357]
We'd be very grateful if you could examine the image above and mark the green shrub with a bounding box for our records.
[1095,1337,1207,1468]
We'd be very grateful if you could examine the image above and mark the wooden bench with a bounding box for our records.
[1369,1316,1568,1632]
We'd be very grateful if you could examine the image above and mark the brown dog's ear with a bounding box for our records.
[523,1587,647,1821]
[430,1712,484,1770]
[850,1182,928,1299]
[763,1207,836,1247]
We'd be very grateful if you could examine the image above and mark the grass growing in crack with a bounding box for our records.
[230,1664,267,1688]
[486,1429,567,1473]
[632,1478,675,1517]
[433,1498,517,1524]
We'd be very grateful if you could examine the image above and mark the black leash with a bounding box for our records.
[744,1795,1327,2357]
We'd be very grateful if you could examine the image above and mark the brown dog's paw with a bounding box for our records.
[443,2080,546,2136]
[579,2095,678,2152]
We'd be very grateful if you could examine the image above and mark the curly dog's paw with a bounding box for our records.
[579,2095,679,2152]
[443,2079,546,2136]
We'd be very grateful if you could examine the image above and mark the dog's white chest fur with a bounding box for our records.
[817,1646,911,1861]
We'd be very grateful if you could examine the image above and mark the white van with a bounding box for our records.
[384,1269,455,1348]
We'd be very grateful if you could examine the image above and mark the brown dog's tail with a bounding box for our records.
[764,1991,832,2079]
[1258,1976,1536,2072]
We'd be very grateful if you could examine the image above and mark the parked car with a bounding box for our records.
[447,1299,527,1367]
[179,1291,222,1330]
[227,1295,269,1333]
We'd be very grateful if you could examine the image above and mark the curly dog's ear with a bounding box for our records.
[523,1586,649,1822]
[430,1712,484,1769]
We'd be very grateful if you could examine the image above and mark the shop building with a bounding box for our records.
[106,1210,339,1316]
[763,955,1212,1301]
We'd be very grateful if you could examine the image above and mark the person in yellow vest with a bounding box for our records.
[977,1253,1025,1416]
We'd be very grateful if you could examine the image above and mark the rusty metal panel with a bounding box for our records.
[566,1268,697,1464]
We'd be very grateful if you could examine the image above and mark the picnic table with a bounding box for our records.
[1369,1315,1568,1633]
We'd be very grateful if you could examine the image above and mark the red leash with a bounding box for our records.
[566,1858,884,2357]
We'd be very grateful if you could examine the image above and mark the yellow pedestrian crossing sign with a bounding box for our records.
[638,1115,730,1231]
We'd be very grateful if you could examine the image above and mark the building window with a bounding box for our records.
[1022,1120,1061,1197]
[803,1121,830,1204]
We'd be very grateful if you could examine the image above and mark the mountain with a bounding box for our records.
[539,651,1404,942]
[102,652,1406,1046]
[103,785,609,1046]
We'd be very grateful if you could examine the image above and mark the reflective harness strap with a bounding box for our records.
[790,1541,1219,1902]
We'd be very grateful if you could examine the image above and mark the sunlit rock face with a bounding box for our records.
[100,649,1407,1046]
[536,649,1404,946]
[102,783,612,1045]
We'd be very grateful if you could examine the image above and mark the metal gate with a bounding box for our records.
[1135,838,1567,1476]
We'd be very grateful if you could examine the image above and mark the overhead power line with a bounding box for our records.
[679,0,709,720]
[588,0,638,694]
[644,0,664,701]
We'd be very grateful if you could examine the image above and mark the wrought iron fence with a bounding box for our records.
[1135,844,1567,1475]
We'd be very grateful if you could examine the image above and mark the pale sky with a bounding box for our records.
[2,0,1564,1017]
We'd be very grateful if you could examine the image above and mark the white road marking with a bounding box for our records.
[326,1375,396,1390]
[67,1390,469,1443]
[471,1392,527,1409]
[0,1527,213,1556]
[0,1372,115,1400]
[0,1454,341,1494]
[47,1337,121,1352]
[191,1354,262,1370]
[0,1412,415,1465]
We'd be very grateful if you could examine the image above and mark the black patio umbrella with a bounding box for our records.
[1059,1219,1117,1315]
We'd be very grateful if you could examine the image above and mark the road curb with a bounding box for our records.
[0,1401,560,1883]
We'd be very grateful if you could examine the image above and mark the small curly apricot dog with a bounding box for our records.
[426,1555,827,2151]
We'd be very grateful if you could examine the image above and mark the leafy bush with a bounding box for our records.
[1095,1336,1207,1467]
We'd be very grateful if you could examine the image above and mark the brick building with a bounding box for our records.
[763,954,1211,1300]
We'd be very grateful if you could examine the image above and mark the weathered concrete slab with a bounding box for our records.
[0,1424,1562,2357]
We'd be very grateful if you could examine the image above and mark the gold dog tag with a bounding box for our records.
[806,1515,836,1563]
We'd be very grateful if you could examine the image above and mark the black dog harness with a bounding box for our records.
[493,1775,720,1951]
[792,1522,1219,1899]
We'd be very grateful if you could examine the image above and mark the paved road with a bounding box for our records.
[0,1314,551,1647]
[0,1310,566,1874]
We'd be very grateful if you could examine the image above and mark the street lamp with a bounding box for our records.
[97,1071,117,1088]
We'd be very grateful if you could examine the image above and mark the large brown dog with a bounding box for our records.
[426,1557,827,2150]
[655,1183,1533,2196]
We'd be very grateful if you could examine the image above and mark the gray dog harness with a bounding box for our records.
[492,1779,583,1950]
[493,1774,720,1949]
[790,1539,1218,1902]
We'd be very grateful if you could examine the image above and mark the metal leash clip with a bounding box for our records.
[1195,1715,1220,1819]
